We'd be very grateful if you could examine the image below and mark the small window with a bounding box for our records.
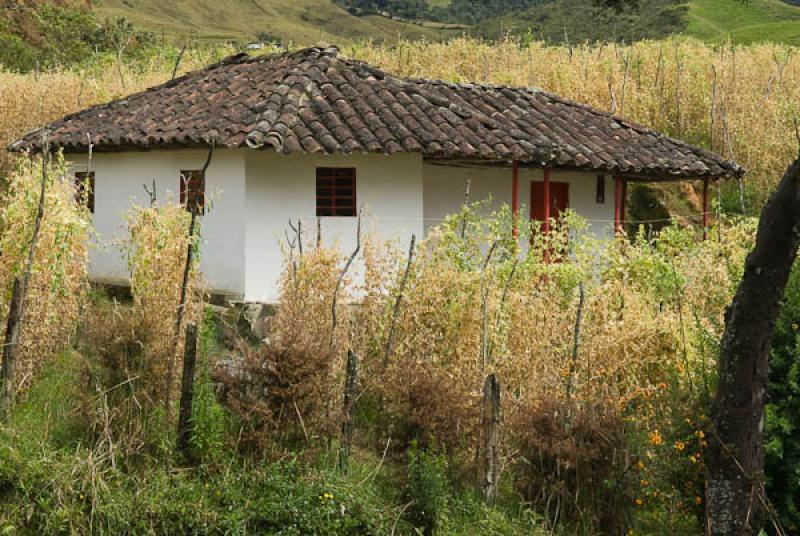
[180,170,205,214]
[596,174,605,204]
[75,171,95,213]
[316,167,356,217]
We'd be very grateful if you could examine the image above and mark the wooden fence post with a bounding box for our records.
[0,277,24,423]
[176,323,198,460]
[339,349,358,474]
[482,373,500,506]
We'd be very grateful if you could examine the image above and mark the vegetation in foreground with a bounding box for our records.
[0,155,781,533]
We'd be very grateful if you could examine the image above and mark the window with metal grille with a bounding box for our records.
[316,167,356,217]
[74,171,94,213]
[180,170,205,214]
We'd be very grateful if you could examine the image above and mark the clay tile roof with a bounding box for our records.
[8,46,743,179]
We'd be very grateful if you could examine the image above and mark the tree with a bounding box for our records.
[707,157,800,535]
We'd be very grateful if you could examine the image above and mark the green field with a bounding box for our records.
[92,0,455,44]
[90,0,800,46]
[687,0,800,45]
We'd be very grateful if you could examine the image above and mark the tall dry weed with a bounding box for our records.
[125,201,203,404]
[239,203,754,528]
[218,244,350,450]
[0,154,90,395]
[78,200,202,455]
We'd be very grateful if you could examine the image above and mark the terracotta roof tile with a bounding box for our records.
[8,46,742,179]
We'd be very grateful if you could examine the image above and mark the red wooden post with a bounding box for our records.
[614,175,623,235]
[543,168,551,234]
[512,161,519,238]
[621,178,628,229]
[703,178,710,241]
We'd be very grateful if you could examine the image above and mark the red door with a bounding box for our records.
[531,181,569,224]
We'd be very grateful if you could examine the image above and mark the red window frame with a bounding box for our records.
[74,171,95,213]
[316,167,356,217]
[180,170,205,214]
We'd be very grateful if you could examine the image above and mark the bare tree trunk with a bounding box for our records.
[0,150,49,422]
[482,373,500,506]
[0,277,24,422]
[384,235,415,367]
[339,349,358,474]
[176,323,198,461]
[166,145,213,415]
[707,157,800,535]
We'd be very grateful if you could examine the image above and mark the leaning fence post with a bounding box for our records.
[482,373,500,506]
[0,276,24,423]
[339,349,358,474]
[176,323,198,460]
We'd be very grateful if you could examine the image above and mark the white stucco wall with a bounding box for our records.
[423,164,616,240]
[66,147,616,303]
[244,151,424,303]
[67,149,246,297]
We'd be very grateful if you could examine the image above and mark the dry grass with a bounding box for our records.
[227,207,754,527]
[0,155,90,395]
[124,201,203,405]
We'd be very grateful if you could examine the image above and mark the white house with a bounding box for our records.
[9,46,741,303]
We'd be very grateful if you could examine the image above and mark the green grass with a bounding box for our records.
[91,0,800,46]
[686,0,800,45]
[92,0,457,44]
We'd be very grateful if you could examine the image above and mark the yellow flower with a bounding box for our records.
[640,479,649,487]
[697,431,705,439]
[695,496,703,505]
[636,460,645,470]
[689,455,698,464]
[634,498,644,506]
[649,430,663,446]
[674,441,685,452]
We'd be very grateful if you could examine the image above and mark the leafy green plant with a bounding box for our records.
[188,309,228,462]
[765,261,800,533]
[406,439,450,535]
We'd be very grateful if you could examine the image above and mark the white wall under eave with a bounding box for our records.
[422,164,617,241]
[245,151,424,303]
[67,149,247,298]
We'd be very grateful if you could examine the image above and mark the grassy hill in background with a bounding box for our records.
[476,0,800,45]
[477,0,686,43]
[88,0,800,46]
[91,0,454,44]
[687,0,800,45]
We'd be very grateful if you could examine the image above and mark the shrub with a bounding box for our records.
[125,201,203,406]
[406,439,450,535]
[765,261,800,532]
[217,245,349,451]
[77,201,202,457]
[509,399,634,534]
[0,155,90,397]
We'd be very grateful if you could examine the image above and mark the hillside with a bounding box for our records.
[476,0,686,43]
[91,0,454,44]
[687,0,800,45]
[87,0,800,45]
[476,0,800,44]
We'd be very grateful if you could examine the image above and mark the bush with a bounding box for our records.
[76,201,202,457]
[510,399,634,533]
[406,440,449,535]
[217,245,348,451]
[765,261,800,532]
[0,155,90,397]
